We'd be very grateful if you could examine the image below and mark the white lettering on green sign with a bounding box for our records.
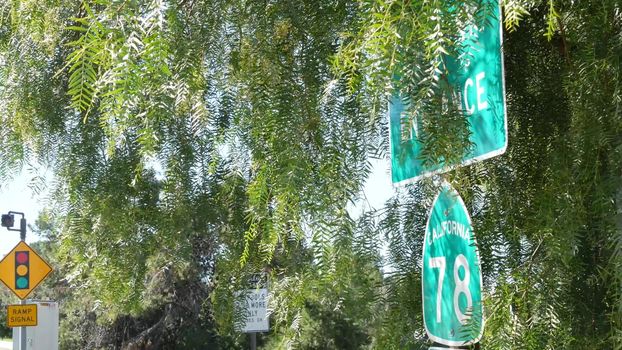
[390,0,507,185]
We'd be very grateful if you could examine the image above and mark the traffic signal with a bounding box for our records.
[15,251,29,290]
[1,214,14,228]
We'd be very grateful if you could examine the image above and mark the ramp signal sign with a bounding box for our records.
[6,304,37,327]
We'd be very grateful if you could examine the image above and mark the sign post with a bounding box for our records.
[235,274,269,350]
[422,183,484,346]
[0,212,53,350]
[390,0,507,185]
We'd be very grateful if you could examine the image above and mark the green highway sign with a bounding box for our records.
[390,0,507,185]
[422,183,483,346]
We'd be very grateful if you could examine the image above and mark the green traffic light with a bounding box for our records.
[16,277,28,289]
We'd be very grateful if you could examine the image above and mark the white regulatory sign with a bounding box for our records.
[235,288,269,333]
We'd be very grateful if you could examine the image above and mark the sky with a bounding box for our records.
[0,159,396,257]
[351,158,396,216]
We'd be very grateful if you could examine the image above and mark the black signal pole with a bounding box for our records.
[1,211,26,241]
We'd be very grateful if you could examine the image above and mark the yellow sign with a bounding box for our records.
[6,304,37,327]
[0,241,53,299]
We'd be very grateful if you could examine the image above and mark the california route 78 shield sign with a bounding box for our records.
[422,183,484,346]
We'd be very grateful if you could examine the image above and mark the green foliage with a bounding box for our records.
[0,0,620,349]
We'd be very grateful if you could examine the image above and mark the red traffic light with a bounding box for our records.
[16,252,28,264]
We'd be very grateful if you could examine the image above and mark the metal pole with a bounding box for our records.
[19,218,26,241]
[19,218,26,350]
[19,299,26,350]
[250,332,257,350]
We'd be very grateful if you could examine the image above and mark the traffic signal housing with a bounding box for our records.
[1,214,14,228]
[15,251,29,290]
